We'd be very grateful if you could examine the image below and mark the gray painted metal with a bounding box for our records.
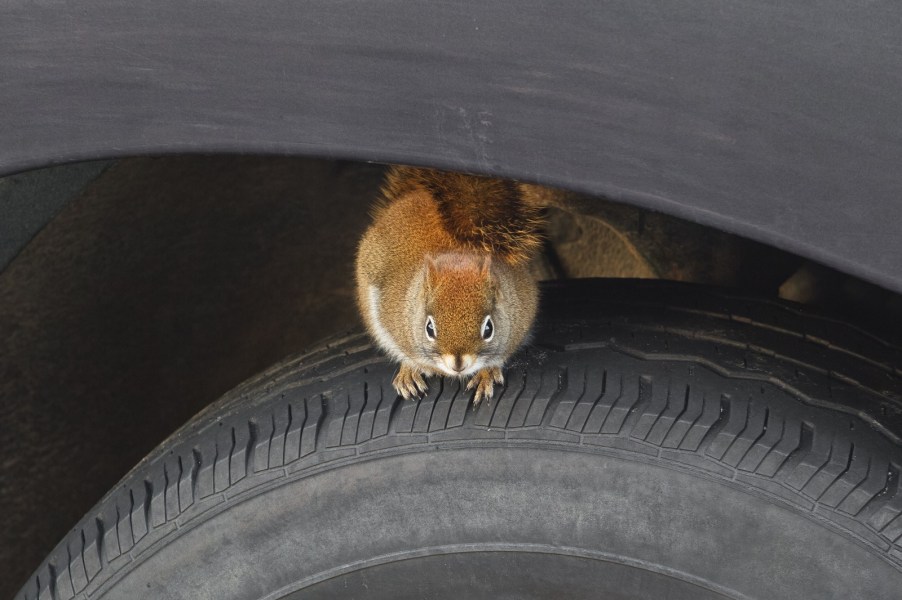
[1,1,900,290]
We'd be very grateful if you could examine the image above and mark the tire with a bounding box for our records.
[17,279,902,600]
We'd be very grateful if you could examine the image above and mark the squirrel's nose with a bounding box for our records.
[442,354,475,373]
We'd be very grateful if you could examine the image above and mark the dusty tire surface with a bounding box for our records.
[17,279,902,600]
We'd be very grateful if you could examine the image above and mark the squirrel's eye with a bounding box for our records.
[481,316,494,341]
[425,316,437,341]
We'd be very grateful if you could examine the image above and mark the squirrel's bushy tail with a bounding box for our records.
[381,165,545,265]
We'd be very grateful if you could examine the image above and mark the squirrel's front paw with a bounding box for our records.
[393,362,430,400]
[466,367,505,405]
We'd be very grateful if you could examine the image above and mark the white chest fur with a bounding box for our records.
[366,286,406,363]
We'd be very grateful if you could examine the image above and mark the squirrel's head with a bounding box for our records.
[415,253,506,377]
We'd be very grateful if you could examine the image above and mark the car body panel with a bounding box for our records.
[2,1,901,289]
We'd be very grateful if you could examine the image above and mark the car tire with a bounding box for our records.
[17,279,902,600]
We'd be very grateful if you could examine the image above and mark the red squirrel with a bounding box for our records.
[355,166,543,404]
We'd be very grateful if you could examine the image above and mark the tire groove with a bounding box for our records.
[594,373,625,434]
[327,392,349,447]
[498,372,528,429]
[696,395,733,457]
[568,369,606,433]
[631,375,672,441]
[841,456,879,515]
[190,449,201,509]
[161,463,170,523]
[661,383,704,449]
[282,402,293,465]
[441,380,461,430]
[761,420,807,478]
[730,407,770,468]
[64,543,75,600]
[175,455,186,512]
[376,380,395,434]
[825,451,873,510]
[358,381,380,441]
[864,464,902,529]
[227,427,237,486]
[429,377,457,432]
[266,413,276,470]
[550,366,585,430]
[504,369,535,428]
[646,376,676,439]
[75,531,87,592]
[646,382,690,446]
[93,518,105,569]
[175,455,184,518]
[140,480,152,540]
[413,378,442,433]
[615,375,652,438]
[528,365,567,427]
[835,456,873,515]
[601,373,639,435]
[356,382,370,443]
[446,379,471,428]
[475,381,503,428]
[47,562,58,600]
[817,443,857,505]
[123,489,135,551]
[425,377,444,431]
[302,395,324,457]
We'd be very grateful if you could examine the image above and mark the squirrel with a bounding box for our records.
[355,165,545,404]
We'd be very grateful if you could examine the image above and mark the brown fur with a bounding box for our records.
[356,166,542,403]
[378,166,544,266]
[424,253,495,358]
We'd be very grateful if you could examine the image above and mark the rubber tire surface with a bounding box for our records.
[17,280,902,600]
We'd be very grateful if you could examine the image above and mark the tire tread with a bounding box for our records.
[15,280,902,600]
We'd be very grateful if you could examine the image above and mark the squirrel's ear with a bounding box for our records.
[425,254,438,289]
[480,255,493,279]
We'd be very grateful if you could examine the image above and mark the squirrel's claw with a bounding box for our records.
[393,363,429,400]
[467,367,504,405]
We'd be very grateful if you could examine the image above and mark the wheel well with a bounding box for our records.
[1,155,900,597]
